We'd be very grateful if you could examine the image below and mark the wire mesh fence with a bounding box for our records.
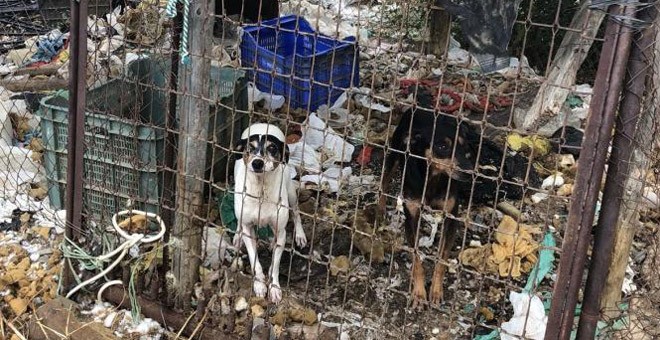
[2,0,660,339]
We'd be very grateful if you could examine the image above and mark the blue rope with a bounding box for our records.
[165,0,191,65]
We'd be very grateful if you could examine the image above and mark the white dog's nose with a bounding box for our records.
[251,159,264,171]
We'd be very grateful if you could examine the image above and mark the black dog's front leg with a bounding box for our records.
[403,198,428,309]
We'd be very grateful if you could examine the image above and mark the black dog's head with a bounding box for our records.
[414,114,473,181]
[404,106,474,182]
[234,123,289,174]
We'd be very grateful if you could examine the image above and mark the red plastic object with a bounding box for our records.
[356,145,373,166]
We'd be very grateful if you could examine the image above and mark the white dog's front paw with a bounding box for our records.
[269,283,282,304]
[295,231,307,248]
[253,280,267,298]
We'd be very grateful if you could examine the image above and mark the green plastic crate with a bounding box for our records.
[38,56,248,222]
[39,82,165,221]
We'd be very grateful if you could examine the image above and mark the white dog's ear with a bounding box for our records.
[233,138,247,160]
[284,143,290,163]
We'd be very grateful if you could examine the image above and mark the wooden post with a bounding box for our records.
[428,4,451,58]
[172,0,213,311]
[516,0,605,132]
[600,13,660,316]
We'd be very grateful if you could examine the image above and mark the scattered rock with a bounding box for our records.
[557,184,574,197]
[541,173,565,190]
[251,304,265,318]
[235,296,249,312]
[9,297,28,316]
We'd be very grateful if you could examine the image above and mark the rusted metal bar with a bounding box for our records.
[544,3,635,339]
[61,0,88,293]
[154,0,184,305]
[576,3,657,338]
[101,286,240,340]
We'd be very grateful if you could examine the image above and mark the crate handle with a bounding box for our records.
[87,126,110,137]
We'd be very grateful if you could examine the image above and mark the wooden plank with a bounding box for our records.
[516,0,605,132]
[0,77,67,92]
[26,297,116,340]
[171,0,213,310]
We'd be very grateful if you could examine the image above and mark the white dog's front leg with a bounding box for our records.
[232,215,244,249]
[241,224,267,298]
[268,215,288,304]
[287,180,307,248]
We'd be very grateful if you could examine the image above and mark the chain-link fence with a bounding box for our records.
[2,0,660,339]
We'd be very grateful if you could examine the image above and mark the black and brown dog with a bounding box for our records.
[378,88,538,308]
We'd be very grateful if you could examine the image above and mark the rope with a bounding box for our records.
[165,0,191,65]
[62,210,167,305]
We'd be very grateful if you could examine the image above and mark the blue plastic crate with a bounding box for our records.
[240,15,360,111]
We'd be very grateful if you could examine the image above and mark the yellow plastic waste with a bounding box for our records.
[459,216,541,278]
[506,133,551,156]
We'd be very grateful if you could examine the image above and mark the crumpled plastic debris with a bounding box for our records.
[506,133,551,156]
[280,0,369,42]
[475,232,555,340]
[316,104,350,129]
[26,29,68,66]
[300,167,352,193]
[496,56,538,78]
[88,16,110,38]
[530,192,548,204]
[287,141,322,178]
[622,258,638,295]
[288,112,355,187]
[354,88,391,113]
[500,291,547,340]
[459,216,541,278]
[418,212,444,248]
[247,82,285,111]
[447,47,477,68]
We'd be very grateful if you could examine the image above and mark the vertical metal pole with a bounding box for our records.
[62,0,88,293]
[155,0,183,304]
[577,4,657,337]
[172,0,213,310]
[544,3,634,339]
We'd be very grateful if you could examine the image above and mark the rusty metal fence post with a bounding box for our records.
[577,3,657,338]
[61,0,88,294]
[545,2,636,339]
